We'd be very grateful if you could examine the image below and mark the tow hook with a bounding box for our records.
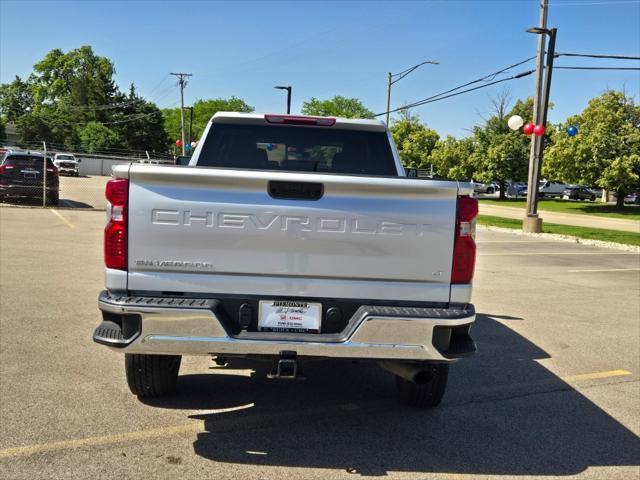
[268,351,305,380]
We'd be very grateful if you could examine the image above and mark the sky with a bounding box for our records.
[1,0,639,137]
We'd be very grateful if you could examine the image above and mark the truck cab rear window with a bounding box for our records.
[197,124,398,176]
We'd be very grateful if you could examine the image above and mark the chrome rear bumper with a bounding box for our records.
[95,291,476,362]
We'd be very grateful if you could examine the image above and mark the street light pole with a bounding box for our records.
[274,86,292,114]
[187,106,194,145]
[386,72,392,125]
[523,24,557,233]
[385,60,439,125]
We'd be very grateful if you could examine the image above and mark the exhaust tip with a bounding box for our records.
[413,370,434,385]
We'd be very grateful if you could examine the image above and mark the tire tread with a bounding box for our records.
[125,354,181,397]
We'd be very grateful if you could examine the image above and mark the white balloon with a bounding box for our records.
[191,141,197,148]
[507,115,524,131]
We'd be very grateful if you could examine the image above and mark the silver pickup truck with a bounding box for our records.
[94,112,478,408]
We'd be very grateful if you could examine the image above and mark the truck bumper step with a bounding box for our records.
[95,291,476,361]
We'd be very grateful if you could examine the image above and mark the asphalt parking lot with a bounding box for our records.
[0,175,109,210]
[0,207,638,480]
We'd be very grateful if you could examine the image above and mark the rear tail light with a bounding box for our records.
[47,166,59,176]
[105,178,129,270]
[451,195,479,284]
[264,114,336,126]
[0,165,14,173]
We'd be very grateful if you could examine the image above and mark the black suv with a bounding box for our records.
[562,186,596,201]
[0,151,60,205]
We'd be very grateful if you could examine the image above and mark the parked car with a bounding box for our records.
[472,180,497,194]
[0,151,59,205]
[537,180,568,198]
[93,112,478,409]
[624,190,640,205]
[53,153,79,176]
[562,186,596,201]
[506,182,527,198]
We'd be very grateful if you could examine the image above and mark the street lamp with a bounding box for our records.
[386,60,439,124]
[274,85,292,114]
[523,26,557,233]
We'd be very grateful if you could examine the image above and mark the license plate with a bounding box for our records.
[258,300,321,333]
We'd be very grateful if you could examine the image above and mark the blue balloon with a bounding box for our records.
[185,143,192,151]
[567,126,578,137]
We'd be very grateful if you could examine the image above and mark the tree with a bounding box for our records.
[390,112,439,169]
[301,96,374,118]
[78,122,121,153]
[428,136,476,180]
[0,46,168,154]
[544,90,640,208]
[162,97,254,146]
[31,46,117,110]
[0,76,34,121]
[113,84,166,152]
[471,94,536,198]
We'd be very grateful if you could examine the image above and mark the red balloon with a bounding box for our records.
[175,139,182,147]
[523,123,535,135]
[533,124,546,136]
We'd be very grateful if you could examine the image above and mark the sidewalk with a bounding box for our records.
[480,204,640,233]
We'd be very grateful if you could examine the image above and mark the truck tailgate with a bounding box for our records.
[125,165,458,302]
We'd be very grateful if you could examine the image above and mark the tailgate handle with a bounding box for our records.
[268,181,323,201]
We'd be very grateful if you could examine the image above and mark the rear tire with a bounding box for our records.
[395,363,449,408]
[125,354,181,397]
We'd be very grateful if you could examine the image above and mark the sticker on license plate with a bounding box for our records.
[258,300,322,333]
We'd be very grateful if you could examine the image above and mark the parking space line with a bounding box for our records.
[49,209,75,229]
[0,422,203,459]
[0,403,254,459]
[480,252,636,256]
[561,369,632,382]
[567,268,640,273]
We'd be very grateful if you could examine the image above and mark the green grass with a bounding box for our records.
[477,215,640,247]
[479,198,640,221]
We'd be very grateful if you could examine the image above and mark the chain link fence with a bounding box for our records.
[1,143,175,210]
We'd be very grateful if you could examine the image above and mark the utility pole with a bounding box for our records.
[171,72,192,156]
[523,0,548,233]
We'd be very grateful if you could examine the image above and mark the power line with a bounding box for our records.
[62,98,147,111]
[555,66,640,70]
[375,57,537,117]
[377,69,535,117]
[548,0,640,5]
[556,52,640,60]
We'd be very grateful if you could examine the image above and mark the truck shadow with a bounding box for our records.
[0,197,94,209]
[142,314,639,476]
